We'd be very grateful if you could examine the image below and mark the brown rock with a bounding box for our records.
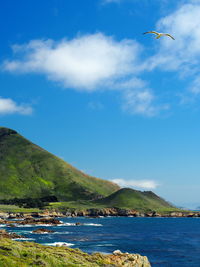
[0,229,24,239]
[17,217,61,225]
[32,228,55,234]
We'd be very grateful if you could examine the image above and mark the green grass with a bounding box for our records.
[94,188,180,212]
[46,188,182,213]
[0,127,182,214]
[0,239,150,267]
[0,127,119,202]
[0,205,40,213]
[47,200,106,211]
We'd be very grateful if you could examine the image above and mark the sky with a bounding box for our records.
[1,0,200,209]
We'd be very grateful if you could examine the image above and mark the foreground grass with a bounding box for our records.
[0,238,150,267]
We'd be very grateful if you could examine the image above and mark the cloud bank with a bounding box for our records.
[146,1,200,97]
[3,34,141,91]
[0,97,32,115]
[112,178,158,189]
[3,1,200,116]
[3,33,158,116]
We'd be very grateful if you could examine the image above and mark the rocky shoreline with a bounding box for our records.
[0,208,197,266]
[0,208,199,220]
[0,218,152,266]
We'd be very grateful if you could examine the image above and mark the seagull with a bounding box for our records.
[143,31,175,40]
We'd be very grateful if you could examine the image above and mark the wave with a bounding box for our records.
[43,242,74,247]
[15,224,59,227]
[31,231,52,234]
[58,222,102,227]
[84,223,102,227]
[95,244,114,247]
[5,222,103,229]
[10,230,31,234]
[12,238,35,241]
[53,231,71,234]
[57,222,75,226]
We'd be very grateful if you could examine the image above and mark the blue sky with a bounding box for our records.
[1,0,200,208]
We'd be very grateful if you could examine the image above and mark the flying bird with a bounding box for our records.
[143,31,175,40]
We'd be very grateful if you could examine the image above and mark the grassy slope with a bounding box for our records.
[94,188,178,212]
[0,239,150,267]
[0,205,40,213]
[0,127,119,201]
[46,188,180,213]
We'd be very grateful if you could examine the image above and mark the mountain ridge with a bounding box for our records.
[0,126,177,213]
[95,188,174,211]
[0,127,119,201]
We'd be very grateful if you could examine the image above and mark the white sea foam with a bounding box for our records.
[12,238,35,241]
[16,224,57,227]
[34,224,60,227]
[10,230,31,234]
[30,230,70,234]
[44,242,74,247]
[58,222,102,227]
[53,231,70,234]
[0,224,6,227]
[95,244,114,247]
[84,223,102,226]
[58,223,76,226]
[31,231,51,234]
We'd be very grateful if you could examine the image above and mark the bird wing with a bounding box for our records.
[143,31,159,36]
[164,33,175,40]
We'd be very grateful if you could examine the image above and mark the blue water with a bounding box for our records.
[3,217,200,266]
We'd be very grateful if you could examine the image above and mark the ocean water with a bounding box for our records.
[3,217,200,266]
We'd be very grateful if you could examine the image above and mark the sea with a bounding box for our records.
[2,217,200,266]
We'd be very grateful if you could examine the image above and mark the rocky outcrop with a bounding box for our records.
[0,217,62,226]
[1,209,200,219]
[18,217,61,225]
[32,228,55,234]
[0,230,23,239]
[104,250,151,266]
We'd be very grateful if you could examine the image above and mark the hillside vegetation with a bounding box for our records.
[0,127,119,201]
[0,127,178,214]
[46,188,176,213]
[95,188,175,212]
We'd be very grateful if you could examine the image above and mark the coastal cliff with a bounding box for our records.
[0,238,151,267]
[0,207,198,219]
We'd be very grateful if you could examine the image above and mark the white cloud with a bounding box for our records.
[3,34,141,91]
[112,178,158,189]
[189,76,200,94]
[123,88,156,116]
[140,0,200,106]
[147,2,200,74]
[4,2,200,116]
[3,33,160,116]
[0,97,32,115]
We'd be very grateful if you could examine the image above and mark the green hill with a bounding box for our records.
[95,188,175,212]
[0,127,119,201]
